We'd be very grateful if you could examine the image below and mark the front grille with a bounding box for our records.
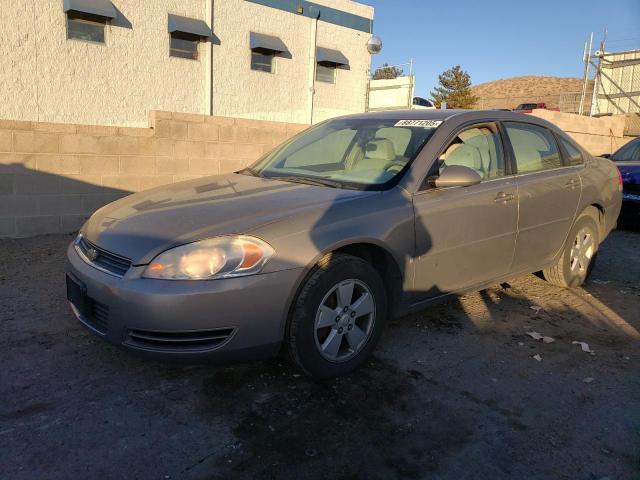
[76,236,132,277]
[126,328,235,352]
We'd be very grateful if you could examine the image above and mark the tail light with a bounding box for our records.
[617,168,623,192]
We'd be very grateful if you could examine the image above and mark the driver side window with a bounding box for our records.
[438,124,505,180]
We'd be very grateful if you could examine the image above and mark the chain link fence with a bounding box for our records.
[474,91,592,113]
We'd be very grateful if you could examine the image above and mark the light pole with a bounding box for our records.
[365,35,382,112]
[309,5,321,124]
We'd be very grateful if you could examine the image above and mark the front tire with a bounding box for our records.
[287,253,388,378]
[543,212,600,288]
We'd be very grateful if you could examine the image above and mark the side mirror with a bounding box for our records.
[434,165,482,188]
[599,153,611,159]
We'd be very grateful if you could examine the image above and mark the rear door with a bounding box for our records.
[504,122,582,273]
[411,122,518,299]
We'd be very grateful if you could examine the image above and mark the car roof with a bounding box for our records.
[338,109,559,128]
[344,109,465,121]
[619,136,640,146]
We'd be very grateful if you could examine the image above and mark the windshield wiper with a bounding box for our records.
[239,166,263,178]
[267,175,344,189]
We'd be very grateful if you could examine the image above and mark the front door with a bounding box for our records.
[503,122,582,273]
[411,122,518,300]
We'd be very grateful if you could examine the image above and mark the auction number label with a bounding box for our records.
[394,120,443,128]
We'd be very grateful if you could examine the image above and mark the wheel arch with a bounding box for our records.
[283,240,405,334]
[331,242,404,318]
[583,203,606,240]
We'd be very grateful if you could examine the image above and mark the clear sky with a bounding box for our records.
[360,0,640,98]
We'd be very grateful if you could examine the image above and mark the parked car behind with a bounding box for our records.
[605,137,640,227]
[411,97,436,110]
[66,110,622,378]
[513,102,558,113]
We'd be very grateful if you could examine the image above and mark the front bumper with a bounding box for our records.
[66,243,304,363]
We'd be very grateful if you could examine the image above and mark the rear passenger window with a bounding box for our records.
[559,137,583,166]
[505,122,562,173]
[438,124,505,180]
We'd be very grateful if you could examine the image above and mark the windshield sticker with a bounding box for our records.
[394,119,443,128]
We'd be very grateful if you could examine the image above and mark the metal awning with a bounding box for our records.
[316,47,349,67]
[168,14,213,39]
[63,0,117,19]
[250,32,289,55]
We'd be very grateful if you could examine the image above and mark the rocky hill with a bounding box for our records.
[471,76,594,111]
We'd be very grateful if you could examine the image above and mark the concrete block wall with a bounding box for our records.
[0,112,307,237]
[529,110,634,155]
[2,109,635,238]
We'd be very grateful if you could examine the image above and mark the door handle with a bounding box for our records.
[564,178,579,189]
[494,192,515,204]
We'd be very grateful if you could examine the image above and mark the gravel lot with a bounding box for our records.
[1,230,639,480]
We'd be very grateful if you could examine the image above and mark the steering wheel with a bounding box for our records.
[383,161,407,173]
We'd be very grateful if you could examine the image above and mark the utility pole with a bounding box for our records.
[578,33,593,116]
[407,58,414,108]
[207,0,214,116]
[308,5,320,125]
[589,30,607,117]
[364,35,382,112]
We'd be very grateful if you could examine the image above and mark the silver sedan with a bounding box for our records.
[66,110,622,377]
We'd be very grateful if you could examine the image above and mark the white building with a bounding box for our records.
[0,0,375,127]
[368,76,418,111]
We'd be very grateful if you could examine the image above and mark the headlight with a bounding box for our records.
[142,236,274,280]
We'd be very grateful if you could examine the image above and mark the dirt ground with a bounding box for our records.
[1,230,639,480]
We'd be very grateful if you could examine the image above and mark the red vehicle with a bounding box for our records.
[513,102,549,112]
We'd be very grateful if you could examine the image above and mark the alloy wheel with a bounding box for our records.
[569,227,595,277]
[314,279,376,362]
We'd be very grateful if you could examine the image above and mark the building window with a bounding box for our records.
[251,52,275,73]
[167,14,213,61]
[170,33,199,60]
[66,13,106,43]
[249,33,288,73]
[316,64,336,83]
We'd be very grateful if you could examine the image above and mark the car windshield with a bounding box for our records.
[243,118,440,190]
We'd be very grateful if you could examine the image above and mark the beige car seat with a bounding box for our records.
[444,143,484,177]
[352,138,396,172]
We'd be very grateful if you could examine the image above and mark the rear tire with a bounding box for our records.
[543,212,600,288]
[287,253,388,379]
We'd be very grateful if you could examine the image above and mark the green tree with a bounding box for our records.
[430,65,478,109]
[372,63,404,80]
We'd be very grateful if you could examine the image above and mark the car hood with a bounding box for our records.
[83,173,372,265]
